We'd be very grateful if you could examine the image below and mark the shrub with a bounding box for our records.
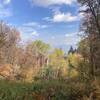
[0,79,98,100]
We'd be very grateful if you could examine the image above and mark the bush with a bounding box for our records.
[0,79,96,100]
[31,79,94,100]
[34,65,65,81]
[0,80,33,100]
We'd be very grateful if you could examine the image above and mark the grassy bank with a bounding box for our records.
[0,79,95,100]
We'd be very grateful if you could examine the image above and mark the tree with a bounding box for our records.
[0,21,9,48]
[0,21,22,80]
[68,46,74,54]
[0,21,21,65]
[49,48,67,78]
[26,40,50,67]
[78,38,90,61]
[78,0,100,79]
[27,40,50,55]
[78,0,100,36]
[4,28,20,65]
[67,52,83,78]
[0,21,9,63]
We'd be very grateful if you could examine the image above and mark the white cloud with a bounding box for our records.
[18,25,39,42]
[43,6,84,23]
[23,22,48,29]
[3,0,11,5]
[43,6,80,23]
[18,21,50,42]
[0,0,11,7]
[0,8,12,17]
[79,5,87,11]
[43,17,51,22]
[0,0,12,17]
[18,22,46,41]
[18,26,39,36]
[51,36,55,39]
[53,12,78,22]
[44,11,79,23]
[23,22,39,27]
[40,25,48,28]
[78,6,89,19]
[30,0,76,7]
[50,6,61,14]
[64,32,81,45]
[65,32,77,37]
[47,32,80,48]
[32,30,39,36]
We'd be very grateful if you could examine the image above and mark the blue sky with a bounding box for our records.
[0,0,82,52]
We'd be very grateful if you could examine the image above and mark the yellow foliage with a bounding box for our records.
[49,49,66,68]
[66,53,83,78]
[49,49,67,78]
[21,67,40,82]
[0,64,13,78]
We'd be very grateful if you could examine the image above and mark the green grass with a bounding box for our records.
[0,79,93,100]
[0,80,33,100]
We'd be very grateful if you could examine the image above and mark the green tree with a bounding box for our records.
[27,40,50,56]
[77,0,100,79]
[67,52,83,78]
[49,48,67,78]
[26,40,50,67]
[78,38,90,61]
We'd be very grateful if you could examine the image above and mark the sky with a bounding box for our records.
[0,0,82,52]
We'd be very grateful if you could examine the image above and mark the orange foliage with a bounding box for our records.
[0,64,13,78]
